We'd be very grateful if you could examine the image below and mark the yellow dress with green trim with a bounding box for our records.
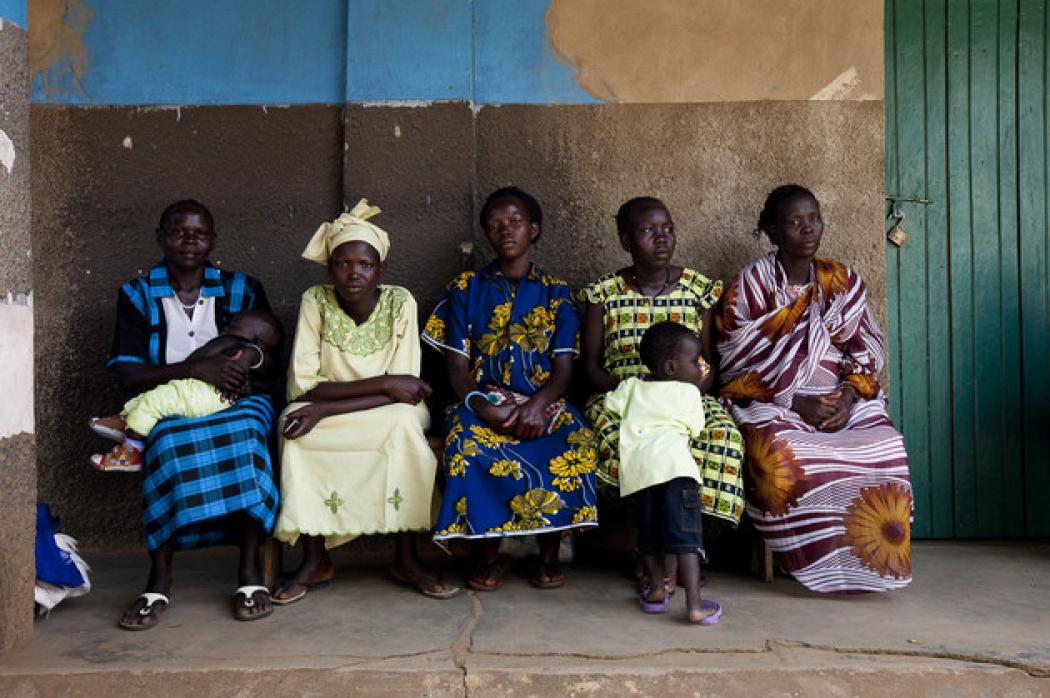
[275,285,436,549]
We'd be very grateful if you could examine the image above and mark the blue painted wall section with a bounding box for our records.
[346,0,471,102]
[30,0,600,105]
[474,0,596,104]
[31,0,346,105]
[0,0,26,28]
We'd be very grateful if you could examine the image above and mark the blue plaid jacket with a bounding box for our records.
[108,260,270,368]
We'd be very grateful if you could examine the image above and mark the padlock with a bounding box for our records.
[887,222,908,247]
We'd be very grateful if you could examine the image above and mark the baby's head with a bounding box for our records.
[640,321,705,385]
[223,310,283,353]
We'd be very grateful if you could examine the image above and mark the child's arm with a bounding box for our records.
[188,335,244,361]
[685,386,706,437]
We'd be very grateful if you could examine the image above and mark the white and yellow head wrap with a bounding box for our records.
[302,198,390,264]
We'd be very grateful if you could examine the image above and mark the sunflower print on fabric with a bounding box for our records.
[842,482,912,579]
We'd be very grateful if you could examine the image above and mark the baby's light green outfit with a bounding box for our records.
[122,378,231,436]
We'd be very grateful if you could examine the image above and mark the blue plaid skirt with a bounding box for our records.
[142,395,279,551]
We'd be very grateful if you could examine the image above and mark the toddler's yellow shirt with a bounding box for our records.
[604,377,706,497]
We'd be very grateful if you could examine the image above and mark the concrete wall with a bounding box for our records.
[28,0,886,548]
[1,2,35,653]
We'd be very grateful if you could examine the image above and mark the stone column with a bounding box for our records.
[0,2,36,653]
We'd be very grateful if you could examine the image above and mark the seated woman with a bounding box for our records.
[579,197,746,547]
[718,184,912,593]
[107,200,279,629]
[273,200,458,602]
[422,187,599,591]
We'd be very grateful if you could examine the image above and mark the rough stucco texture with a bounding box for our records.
[0,19,34,654]
[30,105,343,547]
[344,102,475,315]
[546,0,883,102]
[1,18,31,294]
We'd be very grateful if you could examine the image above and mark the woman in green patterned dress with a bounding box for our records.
[579,197,746,552]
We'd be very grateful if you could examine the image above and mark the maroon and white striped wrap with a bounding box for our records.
[718,253,912,593]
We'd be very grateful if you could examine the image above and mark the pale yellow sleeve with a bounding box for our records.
[684,385,706,437]
[388,289,421,377]
[604,379,632,418]
[287,288,326,401]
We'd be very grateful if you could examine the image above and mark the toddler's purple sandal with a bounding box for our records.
[691,599,722,625]
[639,586,670,613]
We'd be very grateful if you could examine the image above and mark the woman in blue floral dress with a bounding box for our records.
[423,187,598,591]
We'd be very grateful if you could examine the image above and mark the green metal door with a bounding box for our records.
[886,0,1050,538]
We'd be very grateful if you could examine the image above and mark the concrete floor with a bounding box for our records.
[1,541,1048,696]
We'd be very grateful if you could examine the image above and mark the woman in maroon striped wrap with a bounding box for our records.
[718,184,912,594]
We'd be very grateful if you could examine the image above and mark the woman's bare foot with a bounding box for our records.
[273,536,334,603]
[273,561,334,603]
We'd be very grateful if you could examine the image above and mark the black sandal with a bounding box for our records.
[118,592,169,631]
[233,585,274,621]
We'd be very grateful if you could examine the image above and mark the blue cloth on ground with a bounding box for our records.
[35,504,86,588]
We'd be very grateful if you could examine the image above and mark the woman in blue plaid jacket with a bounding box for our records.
[105,200,280,629]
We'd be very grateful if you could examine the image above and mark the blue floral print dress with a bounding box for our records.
[422,262,599,540]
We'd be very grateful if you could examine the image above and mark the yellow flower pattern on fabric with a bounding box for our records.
[455,496,467,516]
[509,322,549,353]
[566,428,596,446]
[552,476,580,492]
[448,453,468,478]
[530,365,550,386]
[445,415,464,448]
[469,424,519,448]
[478,329,508,356]
[490,301,512,329]
[550,410,574,433]
[423,314,445,344]
[509,488,565,527]
[453,271,475,290]
[572,506,597,524]
[489,459,523,479]
[549,447,597,477]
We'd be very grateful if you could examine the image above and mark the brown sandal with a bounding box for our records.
[468,554,511,592]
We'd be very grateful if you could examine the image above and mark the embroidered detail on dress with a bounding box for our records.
[387,488,404,511]
[311,285,407,356]
[324,490,345,514]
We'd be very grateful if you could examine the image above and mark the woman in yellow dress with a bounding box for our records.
[273,200,459,602]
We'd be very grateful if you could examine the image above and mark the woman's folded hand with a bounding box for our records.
[513,397,550,440]
[383,375,433,404]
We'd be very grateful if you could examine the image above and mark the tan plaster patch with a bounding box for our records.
[545,0,883,102]
[28,0,94,98]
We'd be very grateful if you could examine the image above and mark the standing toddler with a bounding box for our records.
[604,321,721,624]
